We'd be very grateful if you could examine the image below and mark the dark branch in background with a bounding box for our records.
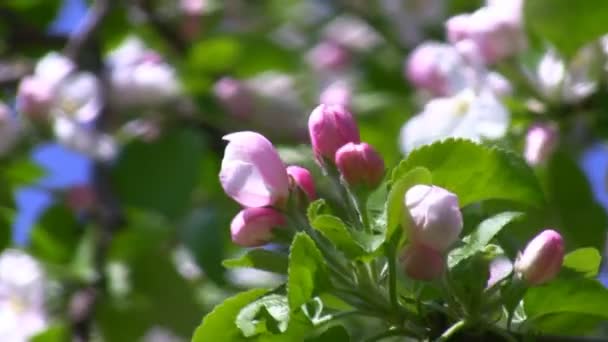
[138,0,188,54]
[62,1,122,342]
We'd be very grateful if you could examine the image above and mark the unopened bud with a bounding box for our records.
[286,165,316,200]
[308,104,360,162]
[515,229,564,285]
[335,142,384,189]
[404,185,463,252]
[524,124,558,166]
[230,207,286,247]
[399,243,445,281]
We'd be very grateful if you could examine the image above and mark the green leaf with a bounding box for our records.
[28,205,82,265]
[112,129,205,219]
[223,249,288,274]
[562,248,601,278]
[180,208,226,285]
[192,289,268,342]
[529,313,603,336]
[386,167,432,240]
[2,159,46,187]
[524,0,608,58]
[545,152,608,251]
[307,199,329,223]
[393,139,543,207]
[288,233,330,310]
[30,324,69,342]
[311,215,366,259]
[306,325,350,341]
[448,212,523,268]
[524,277,608,323]
[236,294,290,337]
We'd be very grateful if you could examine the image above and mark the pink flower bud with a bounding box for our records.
[213,77,254,120]
[335,142,385,189]
[230,207,286,247]
[399,243,445,281]
[404,185,463,252]
[308,104,360,161]
[524,124,558,166]
[405,42,465,96]
[306,41,350,71]
[220,131,289,208]
[286,165,316,200]
[515,229,564,285]
[16,76,54,120]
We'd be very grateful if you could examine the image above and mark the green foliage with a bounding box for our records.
[544,152,608,251]
[287,233,330,310]
[180,208,227,285]
[112,129,205,219]
[524,277,608,333]
[393,139,544,207]
[311,214,367,258]
[192,289,268,342]
[524,0,608,58]
[236,294,290,337]
[28,205,82,265]
[2,158,46,187]
[306,325,351,341]
[562,248,601,278]
[449,211,523,268]
[223,249,288,274]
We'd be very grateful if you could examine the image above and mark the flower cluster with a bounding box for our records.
[219,103,564,288]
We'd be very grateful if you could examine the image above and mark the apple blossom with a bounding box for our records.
[220,131,289,208]
[399,89,509,154]
[399,243,445,281]
[404,185,463,252]
[515,229,564,285]
[308,104,360,161]
[446,2,525,64]
[230,207,286,247]
[524,124,559,166]
[286,165,316,200]
[335,142,385,189]
[0,249,47,341]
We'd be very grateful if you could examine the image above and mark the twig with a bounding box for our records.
[62,1,121,341]
[435,319,467,342]
[138,0,188,53]
[63,0,111,63]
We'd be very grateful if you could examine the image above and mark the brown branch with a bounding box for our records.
[63,1,124,342]
[138,0,188,54]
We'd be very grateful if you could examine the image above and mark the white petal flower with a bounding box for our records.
[107,36,181,108]
[400,89,509,153]
[534,46,600,104]
[0,249,47,342]
[54,73,102,124]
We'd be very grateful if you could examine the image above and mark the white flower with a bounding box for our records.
[0,249,47,342]
[400,88,509,153]
[533,46,601,104]
[107,37,181,108]
[33,52,74,88]
[53,117,117,161]
[54,72,102,124]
